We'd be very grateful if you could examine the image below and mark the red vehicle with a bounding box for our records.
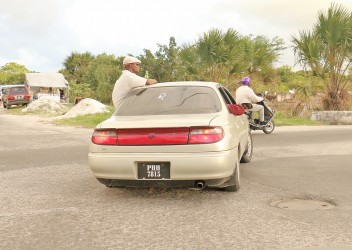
[2,85,31,109]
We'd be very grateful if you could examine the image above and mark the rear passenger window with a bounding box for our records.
[9,87,28,95]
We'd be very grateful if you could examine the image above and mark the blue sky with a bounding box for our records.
[1,0,351,72]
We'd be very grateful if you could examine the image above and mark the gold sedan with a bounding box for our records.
[88,81,253,192]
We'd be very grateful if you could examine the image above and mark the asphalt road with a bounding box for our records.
[1,110,352,250]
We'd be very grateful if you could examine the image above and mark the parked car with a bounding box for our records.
[88,81,253,192]
[0,85,10,101]
[2,85,31,109]
[0,87,3,101]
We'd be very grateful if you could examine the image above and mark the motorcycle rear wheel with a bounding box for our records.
[263,120,275,134]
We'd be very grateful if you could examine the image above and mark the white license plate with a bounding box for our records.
[16,96,23,99]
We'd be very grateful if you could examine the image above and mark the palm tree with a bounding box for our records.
[292,3,352,110]
[242,35,285,83]
[179,28,244,85]
[61,52,95,84]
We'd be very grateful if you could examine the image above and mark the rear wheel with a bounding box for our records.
[263,120,275,134]
[240,132,253,163]
[223,156,240,192]
[6,102,11,109]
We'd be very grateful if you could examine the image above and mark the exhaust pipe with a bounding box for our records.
[195,181,205,189]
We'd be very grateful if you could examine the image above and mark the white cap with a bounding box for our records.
[123,56,141,65]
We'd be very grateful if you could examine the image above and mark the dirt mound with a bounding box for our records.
[22,99,69,114]
[61,98,110,118]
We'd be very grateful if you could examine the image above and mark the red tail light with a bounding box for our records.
[24,95,31,99]
[189,127,224,144]
[91,126,224,146]
[8,95,15,101]
[92,130,117,145]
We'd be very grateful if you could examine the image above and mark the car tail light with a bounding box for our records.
[91,127,224,146]
[189,127,224,144]
[24,94,31,99]
[92,130,117,145]
[8,95,15,101]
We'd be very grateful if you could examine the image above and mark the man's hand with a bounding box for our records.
[146,79,157,85]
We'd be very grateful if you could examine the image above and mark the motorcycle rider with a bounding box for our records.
[235,76,266,126]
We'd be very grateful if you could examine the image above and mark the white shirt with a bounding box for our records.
[112,70,147,109]
[235,85,263,104]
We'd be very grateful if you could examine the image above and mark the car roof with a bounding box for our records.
[7,84,25,87]
[143,81,223,89]
[1,84,25,88]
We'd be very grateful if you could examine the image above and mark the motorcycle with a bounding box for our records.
[242,91,275,134]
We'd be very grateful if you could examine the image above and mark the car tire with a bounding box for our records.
[263,120,275,134]
[223,155,240,192]
[240,132,253,163]
[3,102,6,108]
[6,103,11,109]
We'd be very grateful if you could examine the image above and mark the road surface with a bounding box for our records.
[1,112,352,250]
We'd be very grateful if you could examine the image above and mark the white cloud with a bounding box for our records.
[1,0,351,72]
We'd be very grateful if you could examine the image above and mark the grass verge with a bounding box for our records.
[52,112,113,128]
[5,107,323,128]
[273,112,322,126]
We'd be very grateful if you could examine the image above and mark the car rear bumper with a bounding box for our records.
[96,177,231,188]
[88,149,238,187]
[7,100,30,105]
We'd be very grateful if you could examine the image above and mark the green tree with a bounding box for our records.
[178,28,245,88]
[84,53,121,104]
[292,3,352,110]
[276,65,294,84]
[139,37,181,82]
[0,62,29,84]
[242,35,285,83]
[61,52,95,84]
[179,29,285,90]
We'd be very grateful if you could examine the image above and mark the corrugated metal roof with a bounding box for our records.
[25,73,68,88]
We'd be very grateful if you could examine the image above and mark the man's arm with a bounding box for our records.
[146,79,157,85]
[249,88,263,103]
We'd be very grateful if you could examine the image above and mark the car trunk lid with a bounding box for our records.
[92,114,226,146]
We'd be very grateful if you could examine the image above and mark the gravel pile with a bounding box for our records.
[21,98,110,118]
[22,99,69,114]
[62,98,110,118]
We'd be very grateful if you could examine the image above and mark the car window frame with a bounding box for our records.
[218,87,236,105]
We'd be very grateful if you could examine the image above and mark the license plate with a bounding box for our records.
[137,162,170,179]
[16,96,23,99]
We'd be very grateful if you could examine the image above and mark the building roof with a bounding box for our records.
[25,73,68,88]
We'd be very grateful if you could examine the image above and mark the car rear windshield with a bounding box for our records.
[9,87,28,95]
[115,86,222,116]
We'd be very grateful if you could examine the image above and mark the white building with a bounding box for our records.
[25,73,69,103]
